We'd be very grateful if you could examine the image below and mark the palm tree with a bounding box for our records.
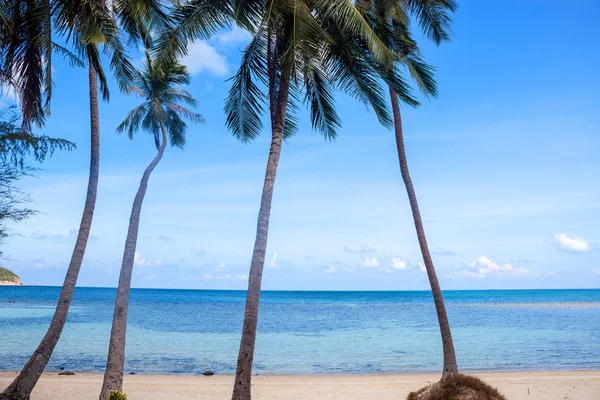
[208,2,399,399]
[357,0,459,379]
[0,2,164,398]
[99,52,202,400]
[157,2,395,398]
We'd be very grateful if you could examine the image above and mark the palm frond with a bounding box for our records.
[86,45,109,101]
[325,31,392,127]
[224,27,268,142]
[167,103,204,125]
[113,0,168,47]
[317,0,395,67]
[126,86,146,98]
[1,0,52,129]
[303,63,340,141]
[162,88,197,107]
[282,82,300,139]
[403,52,437,98]
[154,0,232,63]
[405,0,456,44]
[116,103,148,139]
[165,107,187,148]
[52,42,85,68]
[104,30,136,92]
[278,1,331,78]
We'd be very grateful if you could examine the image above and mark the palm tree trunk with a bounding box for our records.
[0,61,101,400]
[231,74,291,400]
[389,87,459,379]
[99,124,168,399]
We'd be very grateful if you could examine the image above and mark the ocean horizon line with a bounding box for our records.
[11,285,600,292]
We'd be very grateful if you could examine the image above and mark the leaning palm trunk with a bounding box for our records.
[0,62,101,400]
[231,74,291,400]
[99,123,168,399]
[389,88,458,379]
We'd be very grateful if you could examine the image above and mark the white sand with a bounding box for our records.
[1,370,599,399]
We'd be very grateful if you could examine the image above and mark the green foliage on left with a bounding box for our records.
[107,391,128,400]
[0,106,75,169]
[0,165,36,255]
[0,106,74,257]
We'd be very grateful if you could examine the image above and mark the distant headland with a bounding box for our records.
[0,266,23,286]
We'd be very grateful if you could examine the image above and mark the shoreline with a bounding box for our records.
[3,367,599,377]
[3,285,600,291]
[2,370,599,399]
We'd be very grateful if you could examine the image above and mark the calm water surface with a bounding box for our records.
[1,287,599,375]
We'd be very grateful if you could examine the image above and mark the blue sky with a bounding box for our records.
[2,0,599,290]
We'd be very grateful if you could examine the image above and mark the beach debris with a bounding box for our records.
[58,371,75,376]
[203,371,215,376]
[407,374,506,400]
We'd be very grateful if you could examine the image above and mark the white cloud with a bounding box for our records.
[432,248,457,256]
[215,262,226,272]
[343,245,377,254]
[181,41,228,76]
[508,256,536,264]
[594,269,600,275]
[216,26,252,45]
[360,256,380,268]
[30,229,98,240]
[186,273,247,281]
[418,262,427,273]
[325,265,336,273]
[267,251,279,268]
[447,256,534,279]
[133,252,163,267]
[553,233,591,252]
[391,257,407,270]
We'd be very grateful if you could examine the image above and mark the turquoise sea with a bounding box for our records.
[1,287,599,375]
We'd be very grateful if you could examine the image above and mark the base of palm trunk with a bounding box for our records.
[407,374,506,400]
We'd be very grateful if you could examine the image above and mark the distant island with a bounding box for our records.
[0,266,23,286]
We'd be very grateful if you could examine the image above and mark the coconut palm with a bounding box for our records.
[0,1,164,398]
[99,52,202,399]
[208,2,400,399]
[356,0,459,379]
[158,2,396,398]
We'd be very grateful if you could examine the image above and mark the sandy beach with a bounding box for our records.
[1,370,599,400]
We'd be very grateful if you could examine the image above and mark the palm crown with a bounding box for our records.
[117,51,203,150]
[222,0,406,143]
[0,0,167,129]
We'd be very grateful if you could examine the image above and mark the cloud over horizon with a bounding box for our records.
[134,252,163,267]
[446,256,535,279]
[432,248,457,256]
[553,233,591,253]
[343,245,377,254]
